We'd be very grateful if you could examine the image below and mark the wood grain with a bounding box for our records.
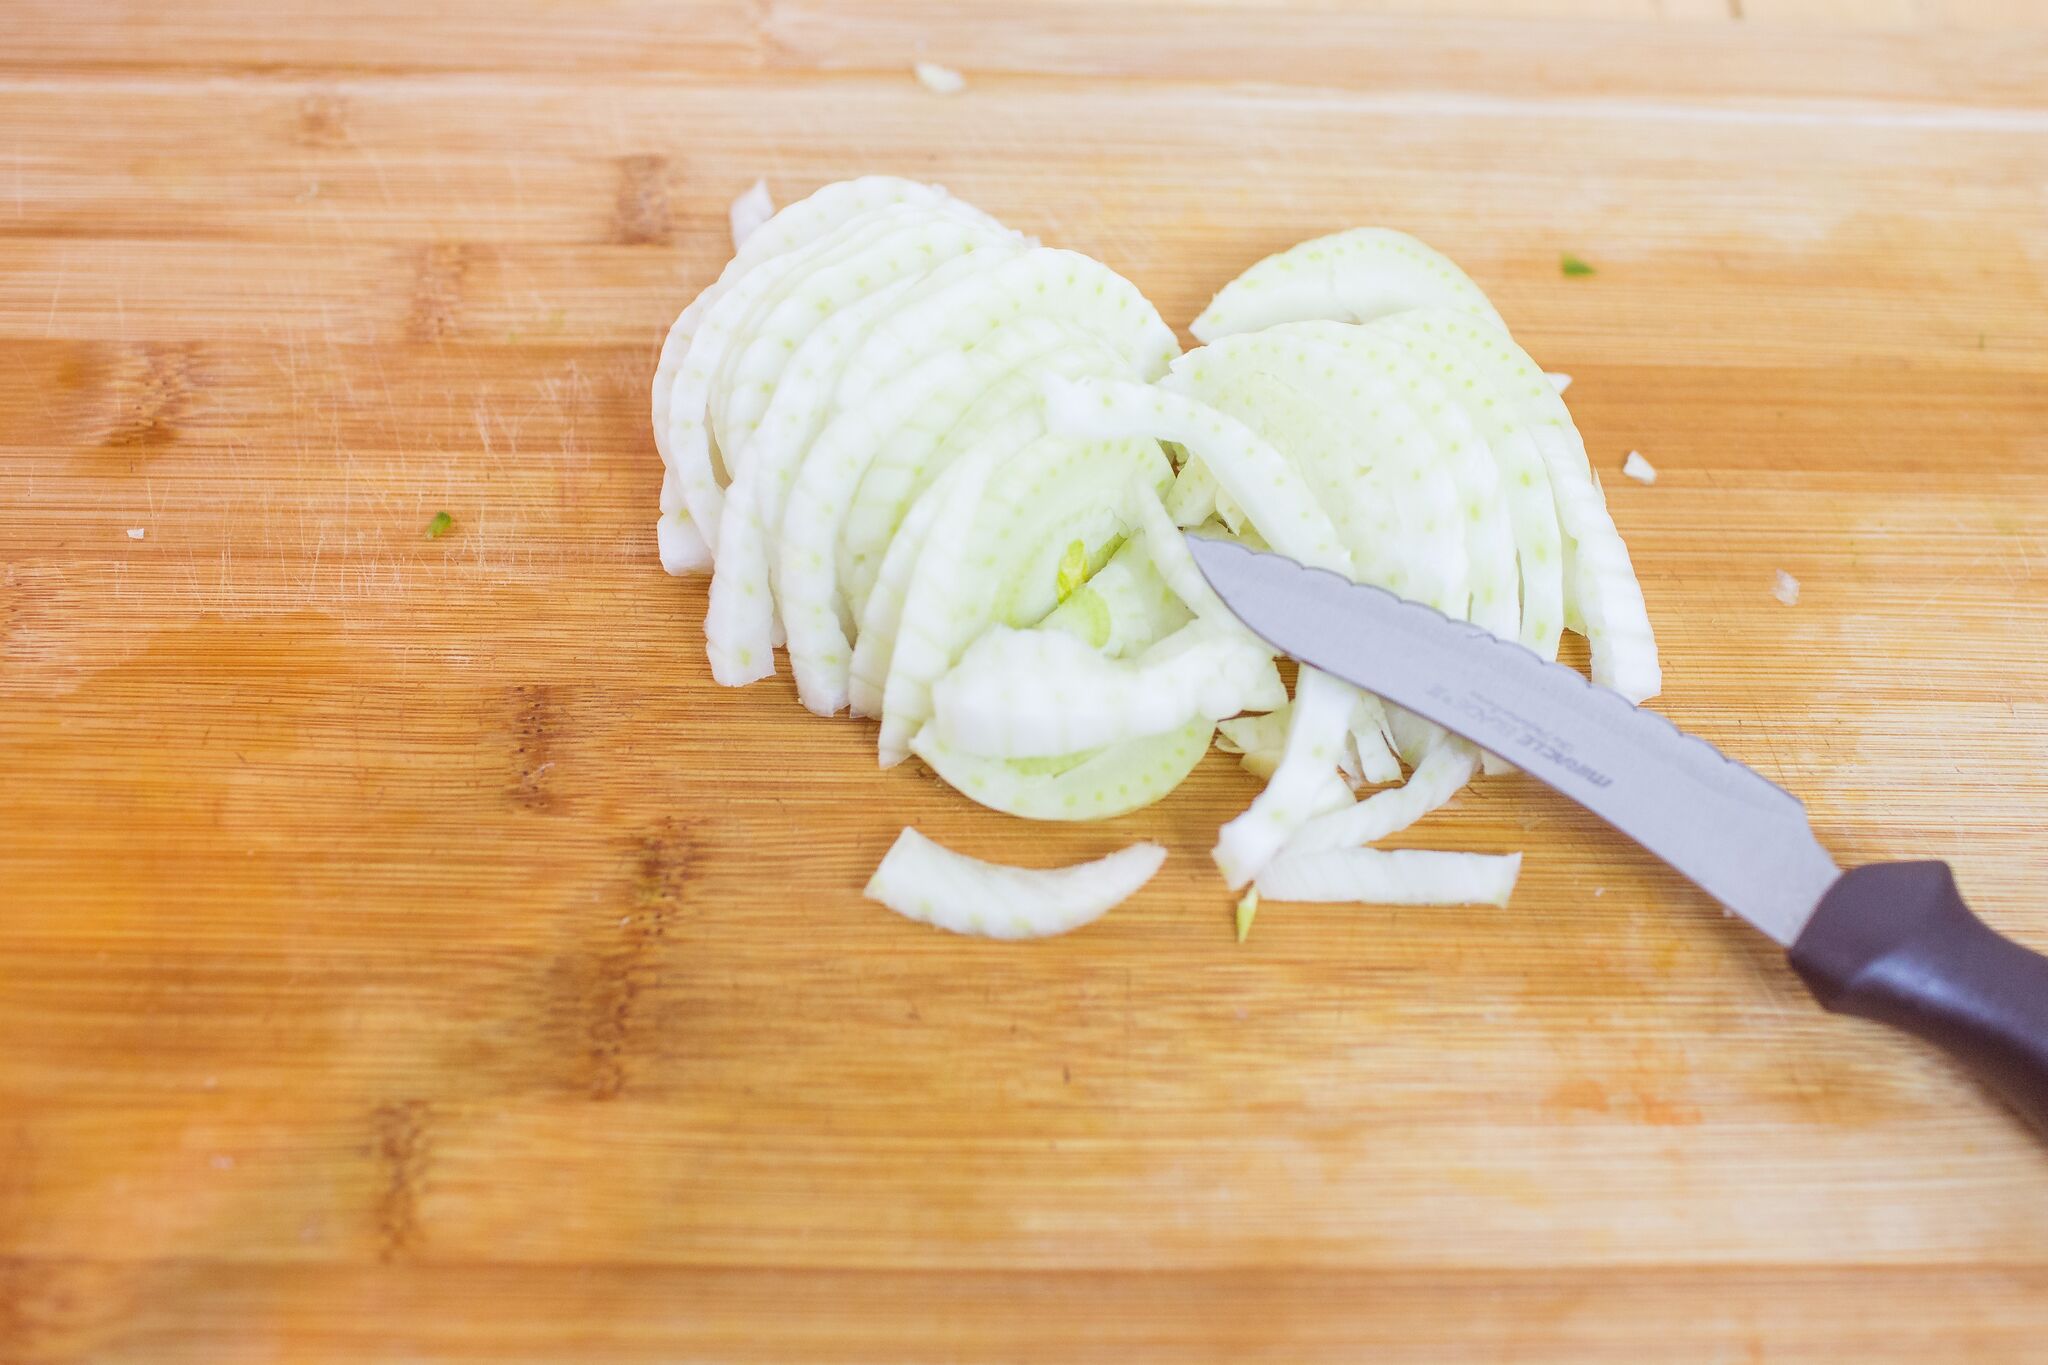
[4,2,2047,1360]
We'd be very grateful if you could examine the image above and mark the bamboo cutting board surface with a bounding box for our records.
[4,2,2048,1359]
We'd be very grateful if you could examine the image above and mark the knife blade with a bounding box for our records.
[1188,533,2048,1136]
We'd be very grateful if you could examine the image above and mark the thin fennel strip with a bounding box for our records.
[1346,694,1402,786]
[1212,666,1358,890]
[1282,739,1479,856]
[1256,848,1522,908]
[657,508,712,576]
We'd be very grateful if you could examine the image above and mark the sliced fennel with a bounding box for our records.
[1346,314,1566,656]
[1042,368,1474,885]
[1123,481,1254,641]
[1164,332,1478,618]
[1237,750,1281,782]
[701,213,1020,508]
[1283,739,1478,856]
[654,177,1007,471]
[657,507,712,575]
[1042,376,1353,576]
[1055,539,1088,600]
[841,344,1139,725]
[1181,317,1561,655]
[870,433,1168,764]
[1217,703,1380,789]
[1345,694,1403,787]
[1371,310,1658,700]
[1314,326,1518,637]
[1215,705,1291,772]
[1164,457,1218,527]
[1040,537,1192,657]
[1042,373,1420,885]
[1256,848,1522,908]
[779,319,1108,713]
[837,247,1179,401]
[713,227,1024,460]
[654,182,1665,930]
[666,205,999,557]
[1213,714,1279,754]
[931,620,1282,759]
[911,717,1212,822]
[839,332,1130,623]
[864,828,1165,938]
[1212,666,1358,890]
[705,274,932,684]
[706,240,1034,685]
[1384,705,1448,767]
[1191,226,1504,342]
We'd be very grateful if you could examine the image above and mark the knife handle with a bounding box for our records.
[1789,861,2048,1137]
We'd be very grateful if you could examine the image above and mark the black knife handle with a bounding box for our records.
[1789,862,2048,1137]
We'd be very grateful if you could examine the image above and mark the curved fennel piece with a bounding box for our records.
[1190,226,1505,342]
[1283,739,1480,857]
[864,828,1166,938]
[909,718,1213,822]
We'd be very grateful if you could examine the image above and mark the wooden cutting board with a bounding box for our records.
[4,2,2047,1359]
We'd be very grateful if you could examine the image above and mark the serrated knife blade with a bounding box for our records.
[1186,533,2048,1136]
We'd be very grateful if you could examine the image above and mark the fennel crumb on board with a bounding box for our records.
[728,179,774,251]
[914,61,966,95]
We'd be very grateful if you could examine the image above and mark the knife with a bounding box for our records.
[1187,534,2048,1137]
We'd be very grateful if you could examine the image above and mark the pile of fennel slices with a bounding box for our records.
[653,177,1659,940]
